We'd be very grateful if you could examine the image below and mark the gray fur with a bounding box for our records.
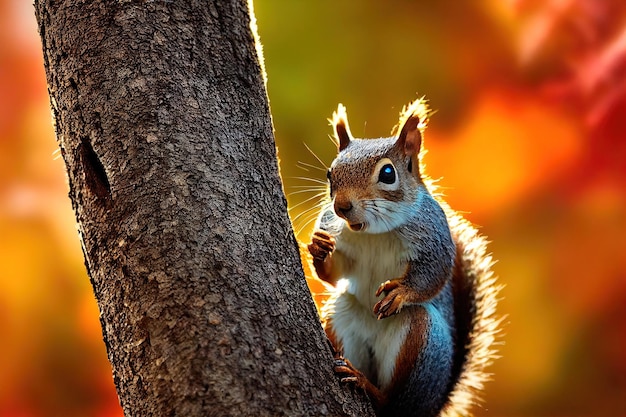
[319,134,457,416]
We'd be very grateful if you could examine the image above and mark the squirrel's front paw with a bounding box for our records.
[308,230,336,283]
[308,230,335,260]
[373,279,411,319]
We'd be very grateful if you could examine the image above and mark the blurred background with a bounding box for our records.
[1,0,624,416]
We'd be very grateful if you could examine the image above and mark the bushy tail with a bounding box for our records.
[440,205,503,417]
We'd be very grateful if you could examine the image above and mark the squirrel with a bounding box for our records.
[307,99,500,417]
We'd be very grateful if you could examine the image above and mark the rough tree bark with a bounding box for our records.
[34,1,373,415]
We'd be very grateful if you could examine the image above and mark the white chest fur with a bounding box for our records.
[325,228,411,390]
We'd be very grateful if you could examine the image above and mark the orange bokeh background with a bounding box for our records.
[1,1,624,416]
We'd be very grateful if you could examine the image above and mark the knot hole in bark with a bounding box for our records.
[79,138,112,205]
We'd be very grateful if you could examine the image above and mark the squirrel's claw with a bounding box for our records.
[334,358,363,383]
[375,279,400,297]
[374,295,401,319]
[334,358,349,368]
[374,280,410,319]
[333,356,387,408]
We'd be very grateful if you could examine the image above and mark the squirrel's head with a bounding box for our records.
[326,100,430,234]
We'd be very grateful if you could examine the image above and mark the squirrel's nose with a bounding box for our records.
[334,199,353,219]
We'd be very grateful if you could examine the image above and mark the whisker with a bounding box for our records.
[287,188,328,198]
[288,191,328,212]
[303,142,329,171]
[290,176,328,185]
[290,204,321,224]
[327,133,338,148]
[295,164,310,172]
[297,160,327,172]
[52,148,63,160]
[293,196,330,225]
[362,199,405,232]
[288,184,327,190]
[289,206,323,222]
[298,201,328,229]
[295,210,322,237]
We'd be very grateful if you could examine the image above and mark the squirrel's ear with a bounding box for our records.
[394,98,429,157]
[331,103,352,152]
[397,115,422,157]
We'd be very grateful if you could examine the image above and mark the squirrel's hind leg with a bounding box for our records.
[382,304,454,417]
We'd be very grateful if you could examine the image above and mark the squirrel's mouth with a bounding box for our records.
[348,223,364,232]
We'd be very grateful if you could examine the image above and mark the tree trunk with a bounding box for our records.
[34,1,373,415]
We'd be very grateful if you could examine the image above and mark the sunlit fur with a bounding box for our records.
[311,99,501,417]
[439,204,503,417]
[320,99,456,417]
[391,98,430,138]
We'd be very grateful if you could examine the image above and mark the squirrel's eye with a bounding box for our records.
[326,169,331,182]
[378,164,396,184]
